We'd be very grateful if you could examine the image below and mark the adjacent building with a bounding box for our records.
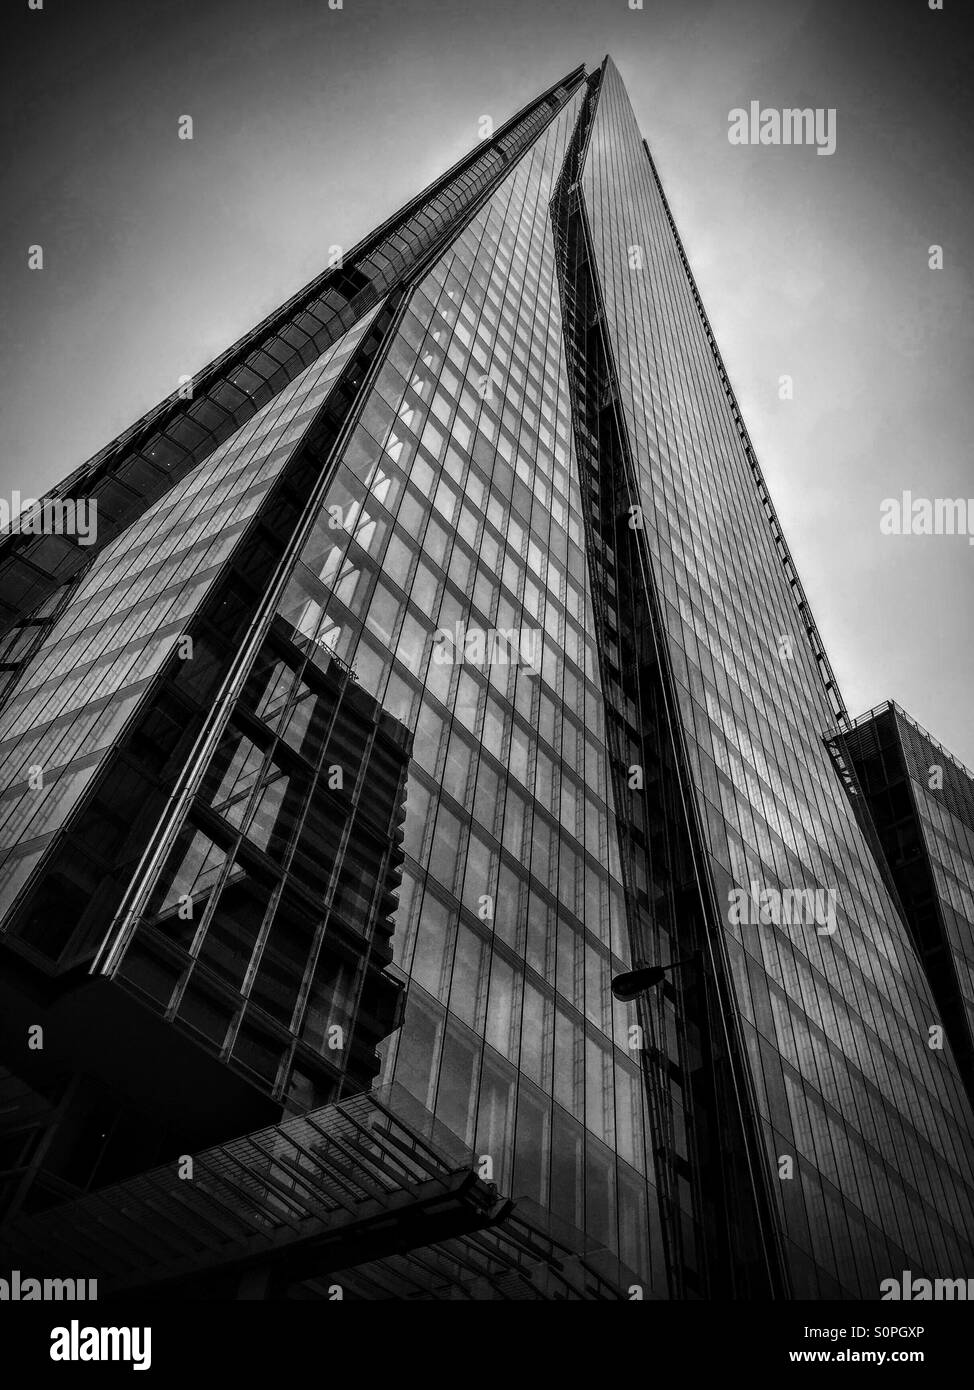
[833,702,974,1115]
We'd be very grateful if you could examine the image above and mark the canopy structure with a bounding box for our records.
[3,1085,639,1300]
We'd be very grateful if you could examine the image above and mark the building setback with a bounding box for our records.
[0,57,971,1299]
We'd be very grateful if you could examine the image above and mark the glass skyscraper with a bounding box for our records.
[0,57,971,1301]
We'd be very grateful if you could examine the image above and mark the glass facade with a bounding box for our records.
[278,87,660,1289]
[581,58,974,1296]
[0,307,383,951]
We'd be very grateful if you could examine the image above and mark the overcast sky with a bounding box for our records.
[2,0,971,764]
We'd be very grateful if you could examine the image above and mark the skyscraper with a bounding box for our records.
[0,56,971,1301]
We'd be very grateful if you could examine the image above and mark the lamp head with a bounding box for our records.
[610,964,667,1000]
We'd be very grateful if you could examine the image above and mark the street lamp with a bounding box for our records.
[610,957,697,1001]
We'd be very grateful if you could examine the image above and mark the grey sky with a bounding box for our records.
[2,0,971,763]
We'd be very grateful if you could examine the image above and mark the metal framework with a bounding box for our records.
[3,1086,638,1300]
